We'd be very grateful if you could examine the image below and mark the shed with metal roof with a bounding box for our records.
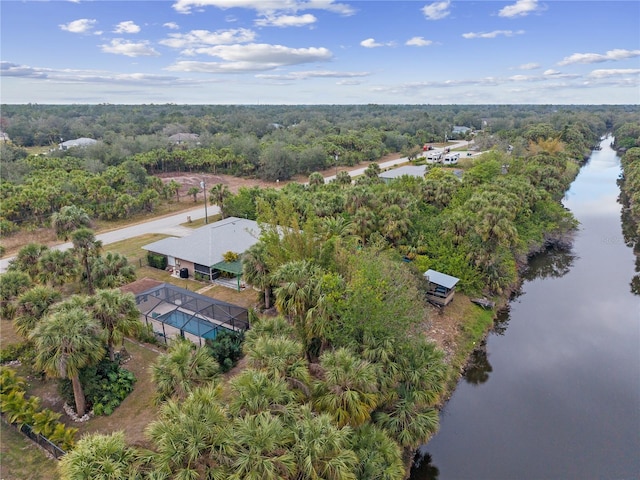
[423,269,460,306]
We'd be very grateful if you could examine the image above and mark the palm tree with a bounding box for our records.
[90,252,136,290]
[13,286,62,338]
[8,243,49,280]
[373,390,440,452]
[228,369,297,416]
[244,335,311,399]
[349,424,405,480]
[308,172,325,187]
[37,249,78,287]
[209,183,230,218]
[90,289,141,362]
[50,205,91,241]
[187,186,200,202]
[58,431,139,480]
[30,307,105,416]
[0,271,33,319]
[71,228,102,294]
[229,411,296,480]
[242,242,274,309]
[145,384,233,479]
[291,406,358,480]
[151,338,220,403]
[313,348,380,428]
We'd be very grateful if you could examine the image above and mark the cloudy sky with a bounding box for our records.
[1,0,639,104]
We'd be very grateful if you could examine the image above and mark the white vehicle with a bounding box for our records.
[443,152,460,165]
[426,151,443,163]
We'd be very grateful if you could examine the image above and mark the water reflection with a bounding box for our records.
[410,451,440,480]
[463,340,492,385]
[618,190,640,296]
[521,246,576,282]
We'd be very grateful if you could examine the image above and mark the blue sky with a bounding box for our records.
[1,0,639,104]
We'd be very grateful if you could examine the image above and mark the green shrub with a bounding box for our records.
[147,253,167,270]
[205,330,244,373]
[0,342,29,363]
[59,358,136,416]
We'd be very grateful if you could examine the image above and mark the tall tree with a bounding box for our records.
[50,205,91,241]
[13,286,62,338]
[242,242,274,309]
[8,243,49,280]
[71,228,102,294]
[90,289,141,362]
[37,249,79,287]
[90,252,136,289]
[209,183,231,219]
[30,307,105,416]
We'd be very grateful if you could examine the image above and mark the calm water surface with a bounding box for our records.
[411,137,640,480]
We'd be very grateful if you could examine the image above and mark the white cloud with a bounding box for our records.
[100,39,161,57]
[172,0,355,16]
[160,28,256,49]
[60,19,97,34]
[422,1,451,20]
[255,14,317,27]
[406,36,433,47]
[0,61,180,85]
[164,22,180,30]
[462,30,524,39]
[360,38,382,48]
[498,0,542,18]
[167,43,332,72]
[558,49,640,66]
[360,38,397,49]
[587,69,640,79]
[113,21,141,34]
[256,70,370,80]
[518,62,540,70]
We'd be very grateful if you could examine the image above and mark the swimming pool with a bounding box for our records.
[157,309,232,340]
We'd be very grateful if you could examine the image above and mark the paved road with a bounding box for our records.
[0,205,218,273]
[0,140,474,273]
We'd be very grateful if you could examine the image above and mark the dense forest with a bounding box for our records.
[1,105,639,479]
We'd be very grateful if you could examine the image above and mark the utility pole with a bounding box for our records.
[200,180,208,224]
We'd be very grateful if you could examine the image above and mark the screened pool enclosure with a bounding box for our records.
[135,283,249,346]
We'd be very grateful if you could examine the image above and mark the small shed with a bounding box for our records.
[424,269,459,306]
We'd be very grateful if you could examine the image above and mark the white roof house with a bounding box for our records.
[59,137,98,150]
[142,217,261,269]
[168,133,200,144]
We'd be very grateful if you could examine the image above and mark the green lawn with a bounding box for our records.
[0,421,59,480]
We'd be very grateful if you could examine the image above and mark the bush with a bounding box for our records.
[205,330,244,373]
[0,342,29,363]
[59,358,136,416]
[147,253,167,270]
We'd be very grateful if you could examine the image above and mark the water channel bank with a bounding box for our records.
[411,136,640,480]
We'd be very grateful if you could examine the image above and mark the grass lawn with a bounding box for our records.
[0,421,59,480]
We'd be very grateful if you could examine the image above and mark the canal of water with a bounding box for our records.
[410,136,640,480]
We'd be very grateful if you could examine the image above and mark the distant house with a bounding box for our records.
[142,217,262,290]
[423,269,459,306]
[168,133,200,144]
[379,165,427,184]
[59,137,98,150]
[452,126,471,135]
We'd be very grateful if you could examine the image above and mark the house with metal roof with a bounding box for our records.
[423,269,460,306]
[59,137,98,150]
[168,133,200,144]
[142,217,262,289]
[379,165,428,184]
